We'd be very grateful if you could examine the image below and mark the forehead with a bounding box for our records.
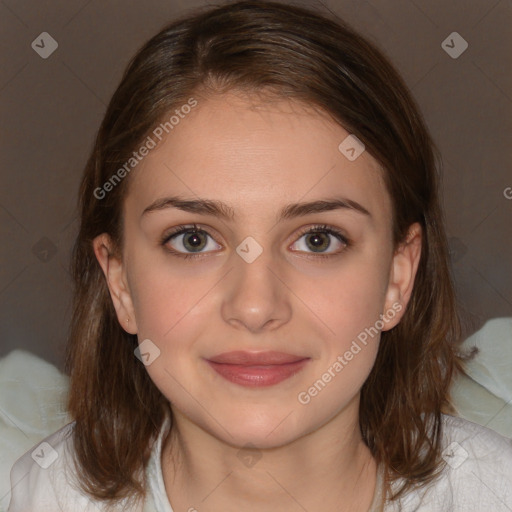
[125,92,391,223]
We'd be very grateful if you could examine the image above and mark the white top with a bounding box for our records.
[7,414,512,511]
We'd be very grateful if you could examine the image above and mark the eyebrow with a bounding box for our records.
[142,195,371,221]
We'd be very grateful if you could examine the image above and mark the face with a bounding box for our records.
[94,91,421,449]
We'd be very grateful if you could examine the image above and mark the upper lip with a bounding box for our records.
[206,351,309,365]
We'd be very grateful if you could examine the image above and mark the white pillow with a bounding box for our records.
[0,350,70,512]
[461,317,512,404]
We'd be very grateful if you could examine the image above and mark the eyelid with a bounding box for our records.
[160,223,223,259]
[288,224,349,258]
[161,223,350,259]
[293,224,349,244]
[160,223,220,245]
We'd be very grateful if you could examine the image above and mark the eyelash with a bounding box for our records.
[160,223,350,260]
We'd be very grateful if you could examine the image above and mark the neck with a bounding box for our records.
[161,398,379,512]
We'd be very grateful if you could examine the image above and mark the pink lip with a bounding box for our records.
[205,351,310,387]
[207,350,307,365]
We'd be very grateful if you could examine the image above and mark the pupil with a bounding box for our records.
[185,231,204,251]
[307,233,329,252]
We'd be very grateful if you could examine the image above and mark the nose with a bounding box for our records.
[220,245,292,333]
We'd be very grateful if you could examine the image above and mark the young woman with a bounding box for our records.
[8,1,512,511]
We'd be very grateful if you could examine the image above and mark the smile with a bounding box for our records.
[204,351,310,387]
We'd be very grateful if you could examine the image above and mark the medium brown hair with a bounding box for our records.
[65,0,463,507]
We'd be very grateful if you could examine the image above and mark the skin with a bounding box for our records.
[94,91,422,512]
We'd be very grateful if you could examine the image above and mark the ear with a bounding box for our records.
[382,222,422,331]
[92,233,138,335]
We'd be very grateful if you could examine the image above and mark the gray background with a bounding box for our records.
[1,0,511,372]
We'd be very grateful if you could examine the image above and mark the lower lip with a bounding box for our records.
[205,359,310,387]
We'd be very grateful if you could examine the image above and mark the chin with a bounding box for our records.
[216,410,307,450]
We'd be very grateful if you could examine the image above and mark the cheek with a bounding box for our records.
[128,263,210,399]
[303,259,390,342]
[295,269,387,416]
[130,277,177,338]
[128,252,219,354]
[126,250,176,338]
[294,253,391,404]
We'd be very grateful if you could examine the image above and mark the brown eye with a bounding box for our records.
[181,230,208,252]
[304,232,331,252]
[290,226,348,256]
[162,226,222,257]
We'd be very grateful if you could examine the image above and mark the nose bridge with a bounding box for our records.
[220,238,292,332]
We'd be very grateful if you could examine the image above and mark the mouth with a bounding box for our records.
[204,351,310,387]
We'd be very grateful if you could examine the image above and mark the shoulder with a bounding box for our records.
[441,413,512,485]
[441,413,512,457]
[7,422,135,512]
[391,415,512,511]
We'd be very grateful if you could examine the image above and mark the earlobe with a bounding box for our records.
[382,223,422,331]
[92,233,138,334]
